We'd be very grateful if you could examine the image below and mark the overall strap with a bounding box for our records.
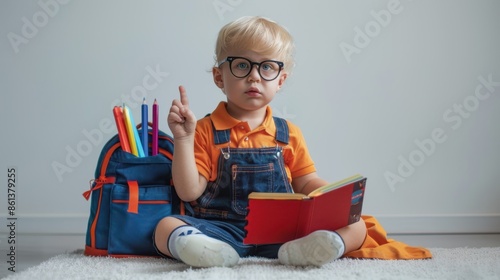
[273,116,289,144]
[211,116,289,145]
[213,124,231,145]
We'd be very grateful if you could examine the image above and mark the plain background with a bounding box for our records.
[1,0,499,239]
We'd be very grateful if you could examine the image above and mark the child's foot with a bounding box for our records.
[278,230,345,266]
[174,234,240,267]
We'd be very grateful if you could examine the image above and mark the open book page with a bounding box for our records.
[307,174,364,197]
[247,192,308,200]
[247,174,364,200]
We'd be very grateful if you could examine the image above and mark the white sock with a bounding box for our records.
[167,225,202,260]
[167,225,239,267]
[278,230,345,266]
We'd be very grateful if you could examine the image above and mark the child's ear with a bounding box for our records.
[277,72,288,90]
[212,67,224,89]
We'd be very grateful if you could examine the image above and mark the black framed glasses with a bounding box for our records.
[218,56,284,81]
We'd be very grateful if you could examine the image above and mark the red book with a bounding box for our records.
[243,174,367,245]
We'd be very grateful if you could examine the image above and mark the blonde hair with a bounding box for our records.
[214,16,295,73]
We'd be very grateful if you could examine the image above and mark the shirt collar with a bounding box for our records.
[210,102,276,136]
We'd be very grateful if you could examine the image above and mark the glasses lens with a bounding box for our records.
[259,61,281,81]
[230,58,252,78]
[229,58,282,81]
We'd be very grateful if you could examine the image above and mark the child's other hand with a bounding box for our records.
[168,85,197,140]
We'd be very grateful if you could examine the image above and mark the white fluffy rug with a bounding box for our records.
[5,247,500,280]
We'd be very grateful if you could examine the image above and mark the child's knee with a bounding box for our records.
[154,217,187,251]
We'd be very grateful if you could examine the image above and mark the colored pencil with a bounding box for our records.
[141,98,149,157]
[123,105,139,157]
[112,106,131,153]
[128,106,145,157]
[152,99,159,156]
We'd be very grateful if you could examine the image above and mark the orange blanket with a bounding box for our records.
[343,215,432,260]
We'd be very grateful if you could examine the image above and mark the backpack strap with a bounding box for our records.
[211,116,289,145]
[127,180,139,214]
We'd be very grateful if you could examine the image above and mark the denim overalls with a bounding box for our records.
[172,116,294,257]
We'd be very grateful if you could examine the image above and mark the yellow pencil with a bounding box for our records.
[123,105,138,156]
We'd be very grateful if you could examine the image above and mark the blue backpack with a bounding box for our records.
[83,127,182,257]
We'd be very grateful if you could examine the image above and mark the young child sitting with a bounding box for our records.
[153,16,367,267]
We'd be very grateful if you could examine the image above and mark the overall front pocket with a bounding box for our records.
[231,163,275,216]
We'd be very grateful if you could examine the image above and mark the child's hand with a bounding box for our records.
[168,85,197,140]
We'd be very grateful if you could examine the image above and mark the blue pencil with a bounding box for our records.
[141,98,149,157]
[127,105,145,157]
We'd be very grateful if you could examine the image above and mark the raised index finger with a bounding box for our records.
[178,85,189,107]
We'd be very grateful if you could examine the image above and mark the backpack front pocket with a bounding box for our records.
[108,183,173,256]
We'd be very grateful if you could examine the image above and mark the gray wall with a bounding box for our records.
[1,0,499,235]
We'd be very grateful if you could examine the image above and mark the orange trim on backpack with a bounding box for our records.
[158,134,174,159]
[159,148,173,160]
[112,200,170,204]
[127,180,139,214]
[109,253,162,258]
[101,142,121,174]
[82,176,116,200]
[84,245,108,257]
[83,141,121,200]
[88,142,122,249]
[89,187,103,249]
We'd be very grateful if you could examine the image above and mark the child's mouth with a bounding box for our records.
[245,87,261,96]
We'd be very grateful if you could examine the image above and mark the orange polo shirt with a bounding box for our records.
[194,102,316,185]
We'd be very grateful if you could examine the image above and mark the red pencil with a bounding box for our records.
[152,99,159,156]
[113,106,132,153]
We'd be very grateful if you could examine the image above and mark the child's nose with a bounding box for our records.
[247,65,261,81]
